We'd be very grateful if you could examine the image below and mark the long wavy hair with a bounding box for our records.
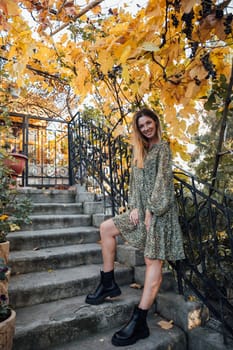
[132,108,162,168]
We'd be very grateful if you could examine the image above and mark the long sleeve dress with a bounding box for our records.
[112,141,185,261]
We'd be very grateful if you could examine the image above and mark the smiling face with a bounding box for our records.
[137,115,158,144]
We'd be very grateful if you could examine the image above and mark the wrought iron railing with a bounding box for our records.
[68,114,131,216]
[69,113,233,342]
[172,166,233,343]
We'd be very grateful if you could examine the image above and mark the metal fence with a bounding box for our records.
[172,167,233,342]
[69,114,131,215]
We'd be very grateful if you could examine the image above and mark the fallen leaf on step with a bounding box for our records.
[187,295,198,302]
[130,283,142,289]
[157,320,174,330]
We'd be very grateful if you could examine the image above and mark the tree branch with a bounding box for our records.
[0,56,66,84]
[50,0,104,36]
[211,58,233,189]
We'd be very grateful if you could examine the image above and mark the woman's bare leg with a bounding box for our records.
[100,218,120,272]
[139,258,163,310]
[111,256,161,346]
[85,218,121,305]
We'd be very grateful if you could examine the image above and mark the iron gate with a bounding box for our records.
[1,106,70,187]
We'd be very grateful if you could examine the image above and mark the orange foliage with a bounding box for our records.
[0,0,233,162]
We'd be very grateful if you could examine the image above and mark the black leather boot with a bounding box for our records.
[111,306,149,346]
[85,270,121,305]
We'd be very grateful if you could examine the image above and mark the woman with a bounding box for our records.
[85,108,185,346]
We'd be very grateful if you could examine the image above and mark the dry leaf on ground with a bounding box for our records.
[130,283,142,289]
[157,320,174,330]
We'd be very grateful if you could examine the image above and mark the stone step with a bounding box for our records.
[9,263,133,309]
[83,201,104,215]
[12,286,186,350]
[188,322,233,350]
[48,317,233,350]
[8,226,100,251]
[31,201,105,215]
[48,314,186,350]
[18,188,76,203]
[10,187,213,350]
[9,243,102,275]
[21,214,92,230]
[155,292,209,333]
[92,213,112,227]
[31,203,83,215]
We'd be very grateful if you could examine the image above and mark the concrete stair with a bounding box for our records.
[16,288,187,350]
[48,313,186,350]
[7,187,229,350]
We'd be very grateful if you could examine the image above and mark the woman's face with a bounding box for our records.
[137,115,157,142]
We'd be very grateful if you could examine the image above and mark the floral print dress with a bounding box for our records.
[113,141,185,261]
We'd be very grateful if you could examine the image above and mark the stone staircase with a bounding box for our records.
[7,187,230,350]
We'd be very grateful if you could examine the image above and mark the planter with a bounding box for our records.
[4,153,28,177]
[0,270,10,303]
[0,309,16,350]
[0,241,10,264]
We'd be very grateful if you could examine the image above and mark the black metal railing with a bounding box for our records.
[68,114,131,215]
[69,113,233,342]
[172,167,233,343]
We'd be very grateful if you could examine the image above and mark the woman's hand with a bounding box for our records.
[129,208,139,226]
[145,209,153,232]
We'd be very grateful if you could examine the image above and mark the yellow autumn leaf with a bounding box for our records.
[109,23,129,36]
[181,0,200,13]
[187,122,199,135]
[1,0,19,16]
[102,102,112,116]
[180,149,190,162]
[122,64,130,83]
[80,14,87,21]
[60,33,69,43]
[112,125,126,138]
[178,120,187,133]
[169,138,187,157]
[130,82,140,95]
[119,45,132,64]
[10,62,26,87]
[10,224,21,232]
[91,5,101,14]
[180,105,197,117]
[163,105,177,125]
[47,86,54,93]
[97,50,114,75]
[185,81,200,99]
[189,65,208,80]
[0,215,8,221]
[145,1,163,18]
[138,75,150,96]
[141,42,159,52]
